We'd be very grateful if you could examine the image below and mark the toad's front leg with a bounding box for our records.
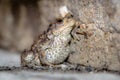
[71,21,87,41]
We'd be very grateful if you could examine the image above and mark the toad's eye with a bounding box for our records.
[56,18,63,23]
[57,19,63,22]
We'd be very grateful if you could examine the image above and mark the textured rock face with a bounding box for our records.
[0,0,120,71]
[66,0,120,71]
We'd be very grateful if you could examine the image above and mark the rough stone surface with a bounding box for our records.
[67,0,120,71]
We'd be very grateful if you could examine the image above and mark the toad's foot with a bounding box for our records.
[71,22,88,41]
[21,51,41,67]
[47,62,76,70]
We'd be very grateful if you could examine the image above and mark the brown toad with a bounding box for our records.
[21,6,78,67]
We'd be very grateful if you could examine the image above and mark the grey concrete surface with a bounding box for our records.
[0,50,20,67]
[0,71,120,80]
